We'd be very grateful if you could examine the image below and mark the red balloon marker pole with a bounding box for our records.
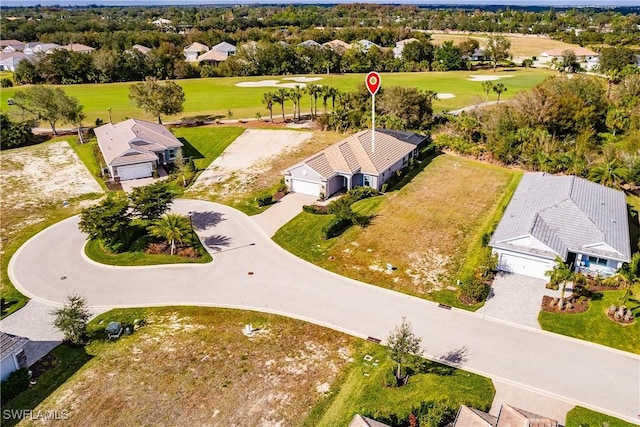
[366,72,381,154]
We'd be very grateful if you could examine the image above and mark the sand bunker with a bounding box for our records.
[282,77,323,82]
[235,77,323,89]
[436,93,455,99]
[190,129,313,190]
[468,75,514,82]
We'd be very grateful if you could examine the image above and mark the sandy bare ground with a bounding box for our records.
[468,75,514,82]
[0,141,103,251]
[188,129,313,196]
[1,141,101,210]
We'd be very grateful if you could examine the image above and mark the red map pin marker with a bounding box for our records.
[366,71,381,95]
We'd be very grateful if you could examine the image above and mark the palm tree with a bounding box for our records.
[306,83,322,119]
[492,83,507,103]
[481,80,493,104]
[147,213,192,255]
[289,86,302,121]
[328,87,340,112]
[262,92,274,123]
[589,159,628,188]
[545,256,574,310]
[274,88,289,122]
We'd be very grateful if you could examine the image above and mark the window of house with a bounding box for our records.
[363,176,371,187]
[168,149,176,159]
[587,256,608,266]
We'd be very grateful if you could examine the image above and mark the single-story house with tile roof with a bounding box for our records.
[284,129,427,199]
[323,39,352,53]
[298,39,323,49]
[211,41,236,57]
[0,52,31,72]
[453,404,558,427]
[1,332,29,381]
[23,42,60,55]
[349,414,390,427]
[129,44,151,55]
[490,172,631,279]
[95,119,183,181]
[1,39,25,52]
[60,43,95,53]
[539,46,599,70]
[183,42,209,62]
[198,49,229,65]
[392,38,419,58]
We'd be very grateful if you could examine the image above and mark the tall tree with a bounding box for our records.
[13,86,83,135]
[306,83,322,119]
[492,83,507,103]
[129,181,175,221]
[51,293,90,345]
[484,35,511,72]
[262,91,275,122]
[129,77,185,124]
[560,49,580,73]
[387,317,423,384]
[290,85,303,121]
[147,213,192,255]
[481,80,493,104]
[274,88,289,122]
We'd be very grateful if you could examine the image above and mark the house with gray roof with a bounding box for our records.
[284,129,427,199]
[1,39,25,52]
[211,41,236,57]
[0,52,31,72]
[490,173,631,279]
[23,42,60,55]
[183,42,209,62]
[453,404,558,427]
[1,332,28,381]
[95,119,182,182]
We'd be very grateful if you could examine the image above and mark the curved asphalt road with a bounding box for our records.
[9,199,640,423]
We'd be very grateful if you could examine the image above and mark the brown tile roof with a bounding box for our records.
[290,129,425,179]
[198,50,228,62]
[454,406,496,427]
[323,39,352,50]
[0,39,24,47]
[497,404,558,427]
[60,43,95,52]
[542,47,598,57]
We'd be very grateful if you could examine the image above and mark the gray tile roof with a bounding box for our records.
[95,118,182,167]
[491,173,631,262]
[211,41,236,53]
[1,332,28,360]
[288,129,426,180]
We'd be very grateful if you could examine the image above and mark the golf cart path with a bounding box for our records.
[7,199,640,424]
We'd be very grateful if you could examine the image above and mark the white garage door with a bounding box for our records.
[291,179,321,196]
[498,253,555,279]
[118,163,152,181]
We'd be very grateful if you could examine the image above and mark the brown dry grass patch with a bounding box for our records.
[429,33,585,57]
[28,307,355,426]
[318,155,514,295]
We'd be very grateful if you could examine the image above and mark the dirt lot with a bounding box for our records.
[0,141,103,251]
[186,127,345,208]
[30,307,355,426]
[429,33,583,58]
[319,155,515,295]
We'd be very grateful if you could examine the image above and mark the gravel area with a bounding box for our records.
[189,129,313,192]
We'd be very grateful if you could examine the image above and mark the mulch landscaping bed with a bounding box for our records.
[29,353,60,380]
[145,242,199,258]
[541,295,589,314]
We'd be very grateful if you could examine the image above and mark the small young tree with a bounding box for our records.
[481,80,494,104]
[545,256,574,309]
[52,294,90,345]
[129,181,175,221]
[387,317,423,385]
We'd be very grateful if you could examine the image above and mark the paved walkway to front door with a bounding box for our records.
[477,273,566,329]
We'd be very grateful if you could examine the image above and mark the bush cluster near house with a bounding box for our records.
[1,369,30,405]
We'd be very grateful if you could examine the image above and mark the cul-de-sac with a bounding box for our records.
[1,2,639,426]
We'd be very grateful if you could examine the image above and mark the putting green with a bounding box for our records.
[0,69,554,125]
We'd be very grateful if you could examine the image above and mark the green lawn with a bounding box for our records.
[67,136,107,190]
[172,126,244,171]
[1,69,554,125]
[538,290,640,354]
[303,343,495,427]
[84,238,213,266]
[565,406,637,427]
[0,344,92,427]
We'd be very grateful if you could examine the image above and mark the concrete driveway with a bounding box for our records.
[252,192,318,236]
[7,199,640,423]
[477,273,564,329]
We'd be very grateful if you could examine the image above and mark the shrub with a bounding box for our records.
[1,368,30,404]
[302,204,328,214]
[381,183,389,193]
[321,216,352,239]
[459,278,490,304]
[1,78,13,88]
[327,197,353,215]
[347,186,379,201]
[256,194,273,207]
[276,178,288,194]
